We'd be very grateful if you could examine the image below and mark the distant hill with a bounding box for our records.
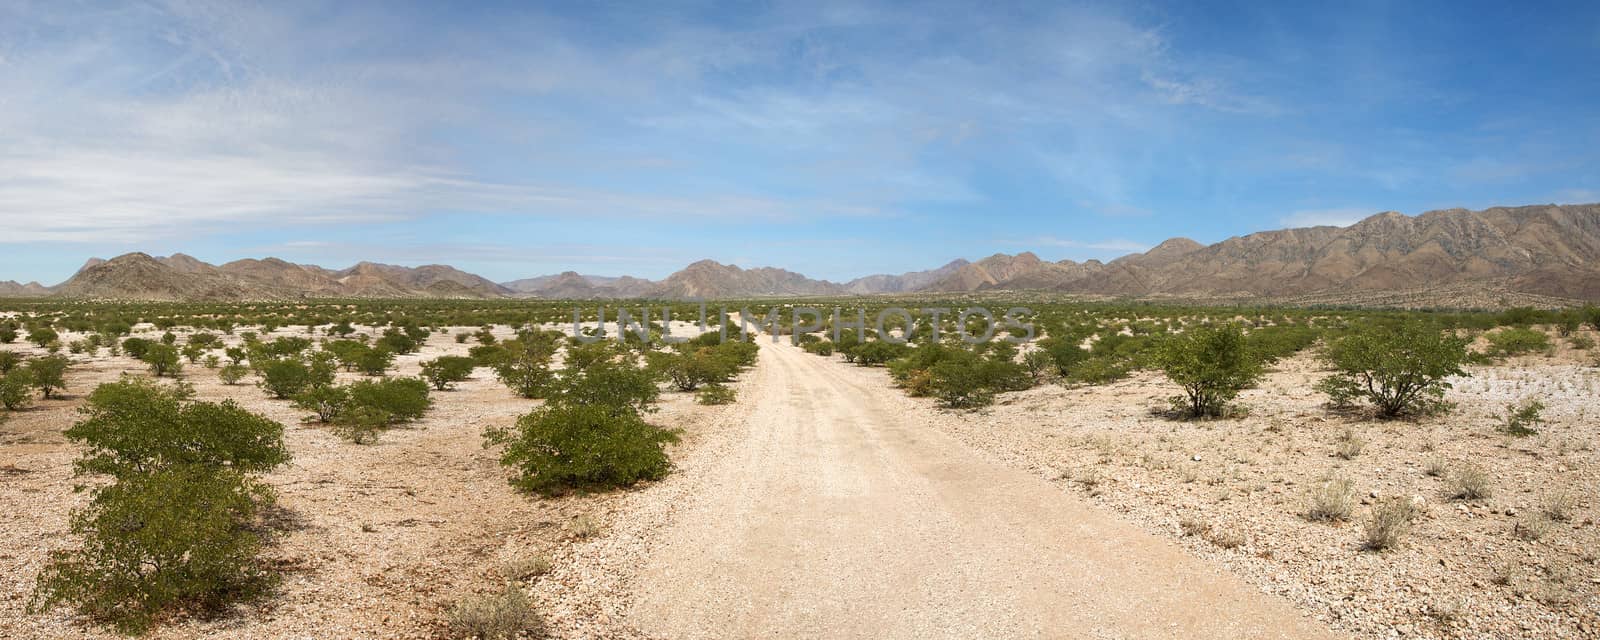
[14,202,1600,303]
[927,203,1600,300]
[645,260,844,299]
[49,253,512,301]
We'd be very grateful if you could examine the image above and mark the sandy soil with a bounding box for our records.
[0,325,728,639]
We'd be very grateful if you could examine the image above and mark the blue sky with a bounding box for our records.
[1,0,1597,284]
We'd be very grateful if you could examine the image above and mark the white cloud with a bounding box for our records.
[1278,208,1373,229]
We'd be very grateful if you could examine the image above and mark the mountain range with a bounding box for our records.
[4,203,1597,303]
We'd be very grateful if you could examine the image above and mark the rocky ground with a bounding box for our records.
[3,321,1597,639]
[896,334,1600,639]
[0,324,733,639]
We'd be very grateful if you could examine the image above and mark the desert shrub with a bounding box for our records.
[1245,325,1321,363]
[160,331,177,345]
[646,349,717,392]
[121,337,153,360]
[0,325,15,343]
[1570,335,1596,351]
[486,404,679,496]
[27,354,69,399]
[330,405,389,444]
[29,465,278,635]
[928,355,995,409]
[0,350,21,374]
[218,364,250,385]
[352,347,393,376]
[27,327,59,348]
[454,332,471,344]
[492,336,559,399]
[376,329,420,355]
[31,378,288,633]
[1036,336,1089,377]
[1064,355,1132,385]
[67,377,289,477]
[421,356,476,390]
[1486,327,1551,357]
[1317,321,1468,418]
[547,360,659,417]
[1154,324,1263,418]
[187,332,219,348]
[1498,399,1544,436]
[1305,475,1357,522]
[1022,349,1059,381]
[445,584,544,640]
[696,384,737,405]
[256,358,324,399]
[293,385,351,423]
[1448,464,1492,500]
[802,339,834,356]
[203,354,220,369]
[851,341,909,367]
[259,336,313,358]
[1361,497,1419,551]
[1,368,35,410]
[346,377,432,424]
[142,343,183,378]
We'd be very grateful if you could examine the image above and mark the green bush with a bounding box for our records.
[29,465,278,634]
[255,358,325,399]
[346,377,432,424]
[801,340,834,356]
[218,364,250,386]
[0,350,21,374]
[121,337,153,360]
[851,341,908,367]
[142,343,183,377]
[27,354,69,399]
[420,356,476,390]
[1485,327,1551,357]
[1499,399,1544,437]
[1,368,35,410]
[31,378,288,633]
[0,325,15,343]
[292,385,350,423]
[547,360,659,417]
[1317,321,1469,418]
[67,377,289,477]
[354,347,395,376]
[485,404,679,496]
[28,327,59,348]
[696,384,737,405]
[1155,325,1264,418]
[492,336,558,399]
[1064,355,1133,385]
[330,405,389,444]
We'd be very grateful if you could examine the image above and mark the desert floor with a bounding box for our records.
[2,325,1597,639]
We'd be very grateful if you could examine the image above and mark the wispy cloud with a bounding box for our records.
[1278,208,1374,228]
[1029,236,1150,253]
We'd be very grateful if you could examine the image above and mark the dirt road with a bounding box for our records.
[628,339,1342,639]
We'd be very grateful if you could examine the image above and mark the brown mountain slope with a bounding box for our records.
[50,254,511,300]
[843,259,970,294]
[53,253,256,301]
[0,280,50,297]
[952,203,1599,300]
[648,260,844,299]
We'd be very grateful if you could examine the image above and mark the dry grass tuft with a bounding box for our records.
[1305,475,1357,522]
[1361,497,1418,551]
[446,584,545,640]
[1447,464,1492,501]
